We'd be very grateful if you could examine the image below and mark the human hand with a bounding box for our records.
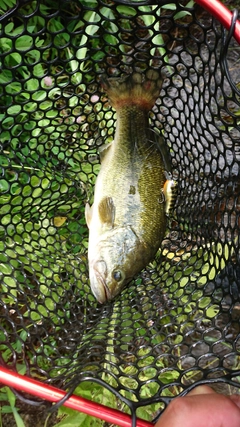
[155,385,240,427]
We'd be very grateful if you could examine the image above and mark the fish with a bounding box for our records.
[85,70,172,303]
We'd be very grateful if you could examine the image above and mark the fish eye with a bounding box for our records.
[112,270,122,282]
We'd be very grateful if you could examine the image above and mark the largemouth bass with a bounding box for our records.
[85,70,171,303]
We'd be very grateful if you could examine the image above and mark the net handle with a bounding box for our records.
[195,0,240,44]
[0,367,153,427]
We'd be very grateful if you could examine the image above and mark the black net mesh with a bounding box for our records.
[0,0,240,424]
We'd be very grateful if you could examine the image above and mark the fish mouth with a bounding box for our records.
[95,271,111,303]
[90,261,111,304]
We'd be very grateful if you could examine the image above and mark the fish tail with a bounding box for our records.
[102,70,162,110]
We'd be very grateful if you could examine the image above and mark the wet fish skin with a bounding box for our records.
[86,70,169,303]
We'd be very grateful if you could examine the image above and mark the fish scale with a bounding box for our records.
[85,71,172,303]
[97,106,165,238]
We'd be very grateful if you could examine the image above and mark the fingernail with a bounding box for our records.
[229,395,240,409]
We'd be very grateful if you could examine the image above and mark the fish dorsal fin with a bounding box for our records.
[98,196,115,228]
[99,141,113,163]
[85,202,93,228]
[148,129,172,175]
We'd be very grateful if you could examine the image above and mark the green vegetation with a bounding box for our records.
[0,387,25,427]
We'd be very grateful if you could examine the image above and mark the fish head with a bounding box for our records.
[90,258,129,303]
[88,226,145,303]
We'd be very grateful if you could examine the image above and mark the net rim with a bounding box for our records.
[195,0,240,44]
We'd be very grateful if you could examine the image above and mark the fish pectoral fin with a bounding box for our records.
[99,141,113,163]
[85,202,93,228]
[98,196,115,228]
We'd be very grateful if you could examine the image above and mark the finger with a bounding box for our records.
[229,394,240,409]
[155,393,240,427]
[188,385,216,396]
